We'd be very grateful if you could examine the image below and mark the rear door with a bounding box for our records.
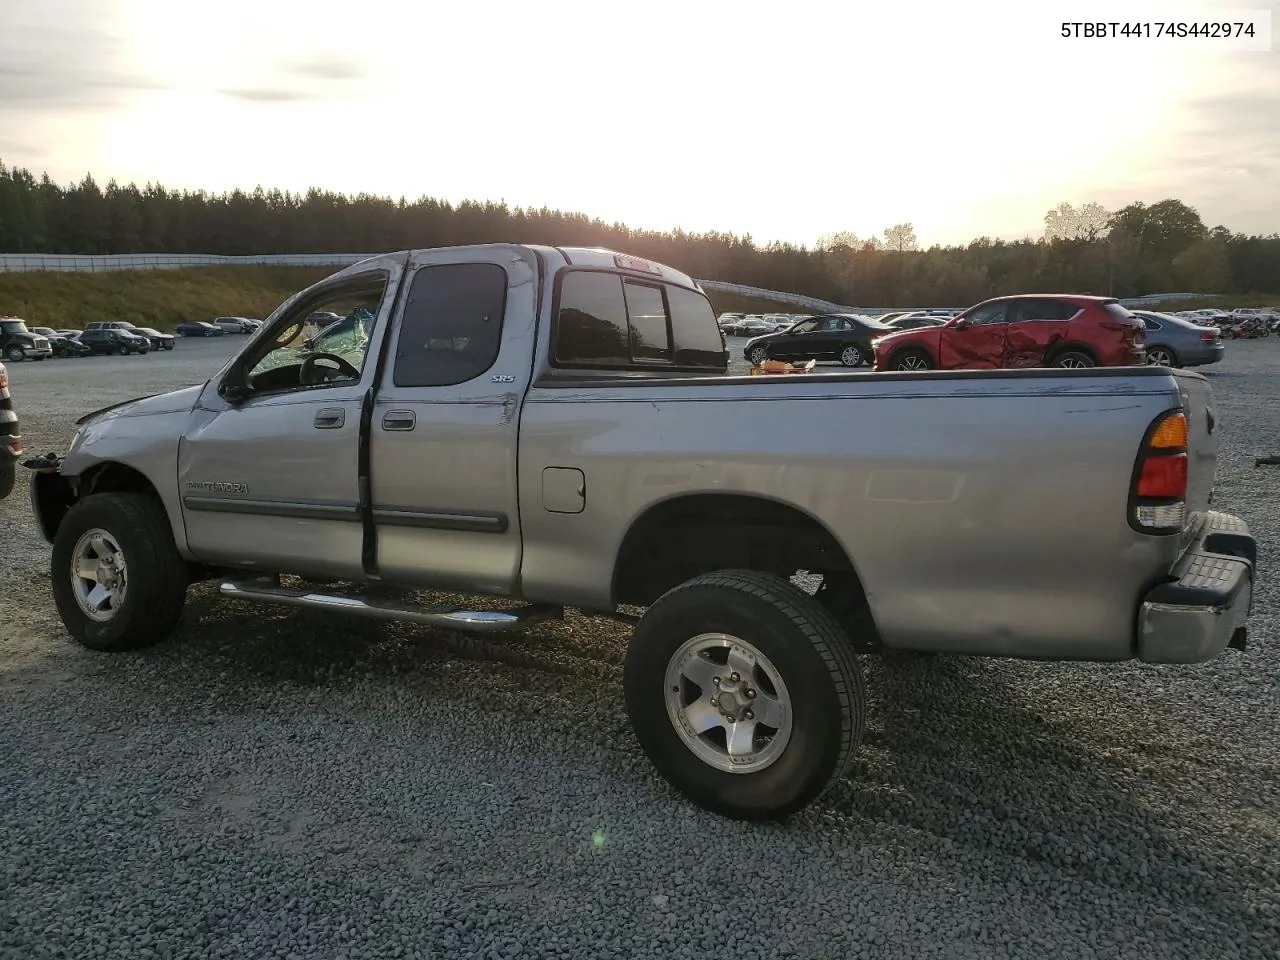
[938,301,1010,369]
[1004,297,1080,367]
[368,246,539,594]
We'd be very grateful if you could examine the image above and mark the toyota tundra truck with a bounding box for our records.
[23,245,1256,821]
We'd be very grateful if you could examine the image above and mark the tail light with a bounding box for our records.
[1129,409,1188,534]
[1200,331,1219,342]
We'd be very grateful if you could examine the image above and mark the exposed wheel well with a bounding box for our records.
[34,461,163,541]
[612,493,877,643]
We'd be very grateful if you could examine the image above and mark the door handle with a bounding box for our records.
[382,410,416,431]
[314,407,345,429]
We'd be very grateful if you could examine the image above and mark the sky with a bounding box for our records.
[0,0,1277,249]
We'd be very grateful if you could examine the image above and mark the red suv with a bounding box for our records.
[871,295,1146,372]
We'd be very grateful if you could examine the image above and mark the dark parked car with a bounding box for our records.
[743,313,896,367]
[0,360,19,498]
[1,317,54,363]
[134,327,177,351]
[77,328,152,356]
[31,327,92,358]
[175,321,225,337]
[1130,311,1225,368]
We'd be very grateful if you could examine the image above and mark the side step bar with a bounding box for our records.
[219,580,564,633]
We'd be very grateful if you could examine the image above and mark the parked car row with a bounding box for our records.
[1,317,179,361]
[175,316,262,336]
[736,294,1235,373]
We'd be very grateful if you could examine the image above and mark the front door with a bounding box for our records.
[368,246,538,596]
[177,258,406,577]
[938,301,1010,369]
[1003,297,1080,367]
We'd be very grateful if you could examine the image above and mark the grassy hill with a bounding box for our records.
[0,266,816,331]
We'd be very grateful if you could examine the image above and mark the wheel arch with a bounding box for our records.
[1045,341,1099,365]
[35,460,168,544]
[611,490,876,625]
[885,342,936,369]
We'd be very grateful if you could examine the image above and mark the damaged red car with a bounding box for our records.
[871,294,1147,372]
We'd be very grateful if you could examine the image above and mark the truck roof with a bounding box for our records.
[361,245,702,295]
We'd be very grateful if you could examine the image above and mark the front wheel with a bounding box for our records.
[748,345,769,366]
[50,492,189,651]
[1052,350,1096,368]
[623,570,866,821]
[890,348,934,371]
[839,344,863,367]
[3,345,24,363]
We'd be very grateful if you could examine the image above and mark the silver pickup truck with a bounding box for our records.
[25,245,1256,821]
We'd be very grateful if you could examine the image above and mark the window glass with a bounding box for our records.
[623,282,670,361]
[1104,302,1136,322]
[555,272,727,370]
[555,272,631,365]
[666,285,727,369]
[966,302,1010,325]
[244,275,388,393]
[392,263,508,388]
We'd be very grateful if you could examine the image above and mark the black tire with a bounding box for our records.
[1051,349,1096,368]
[890,348,934,371]
[623,569,866,821]
[748,345,769,366]
[3,345,24,363]
[118,344,130,356]
[0,456,14,500]
[50,492,189,651]
[1145,346,1179,368]
[839,343,864,367]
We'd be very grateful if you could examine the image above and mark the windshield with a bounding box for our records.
[1,320,31,334]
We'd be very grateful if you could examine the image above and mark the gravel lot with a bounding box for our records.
[1,336,1277,959]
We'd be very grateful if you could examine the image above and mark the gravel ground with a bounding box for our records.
[1,336,1277,960]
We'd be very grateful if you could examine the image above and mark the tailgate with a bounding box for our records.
[1172,371,1217,550]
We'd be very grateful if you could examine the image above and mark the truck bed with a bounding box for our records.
[517,365,1212,660]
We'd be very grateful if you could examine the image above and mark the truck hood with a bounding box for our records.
[75,384,204,426]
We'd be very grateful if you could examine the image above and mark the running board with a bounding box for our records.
[219,580,563,633]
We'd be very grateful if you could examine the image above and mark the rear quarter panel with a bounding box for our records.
[517,371,1189,659]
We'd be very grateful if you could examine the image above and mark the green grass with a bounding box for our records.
[0,266,336,332]
[0,265,819,331]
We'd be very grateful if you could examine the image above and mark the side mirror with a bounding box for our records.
[953,318,969,329]
[219,382,252,405]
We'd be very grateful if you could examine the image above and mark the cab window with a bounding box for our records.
[242,274,389,395]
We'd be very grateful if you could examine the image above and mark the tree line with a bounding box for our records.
[1,161,1277,305]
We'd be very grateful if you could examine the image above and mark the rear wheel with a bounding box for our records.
[623,570,866,821]
[1052,350,1096,368]
[117,344,130,356]
[839,344,864,367]
[50,492,189,651]
[748,345,769,366]
[891,348,933,371]
[1146,346,1178,367]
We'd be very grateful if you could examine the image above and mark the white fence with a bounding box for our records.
[0,251,1215,311]
[0,252,377,273]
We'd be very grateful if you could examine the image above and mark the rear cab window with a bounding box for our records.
[392,263,508,388]
[552,270,727,373]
